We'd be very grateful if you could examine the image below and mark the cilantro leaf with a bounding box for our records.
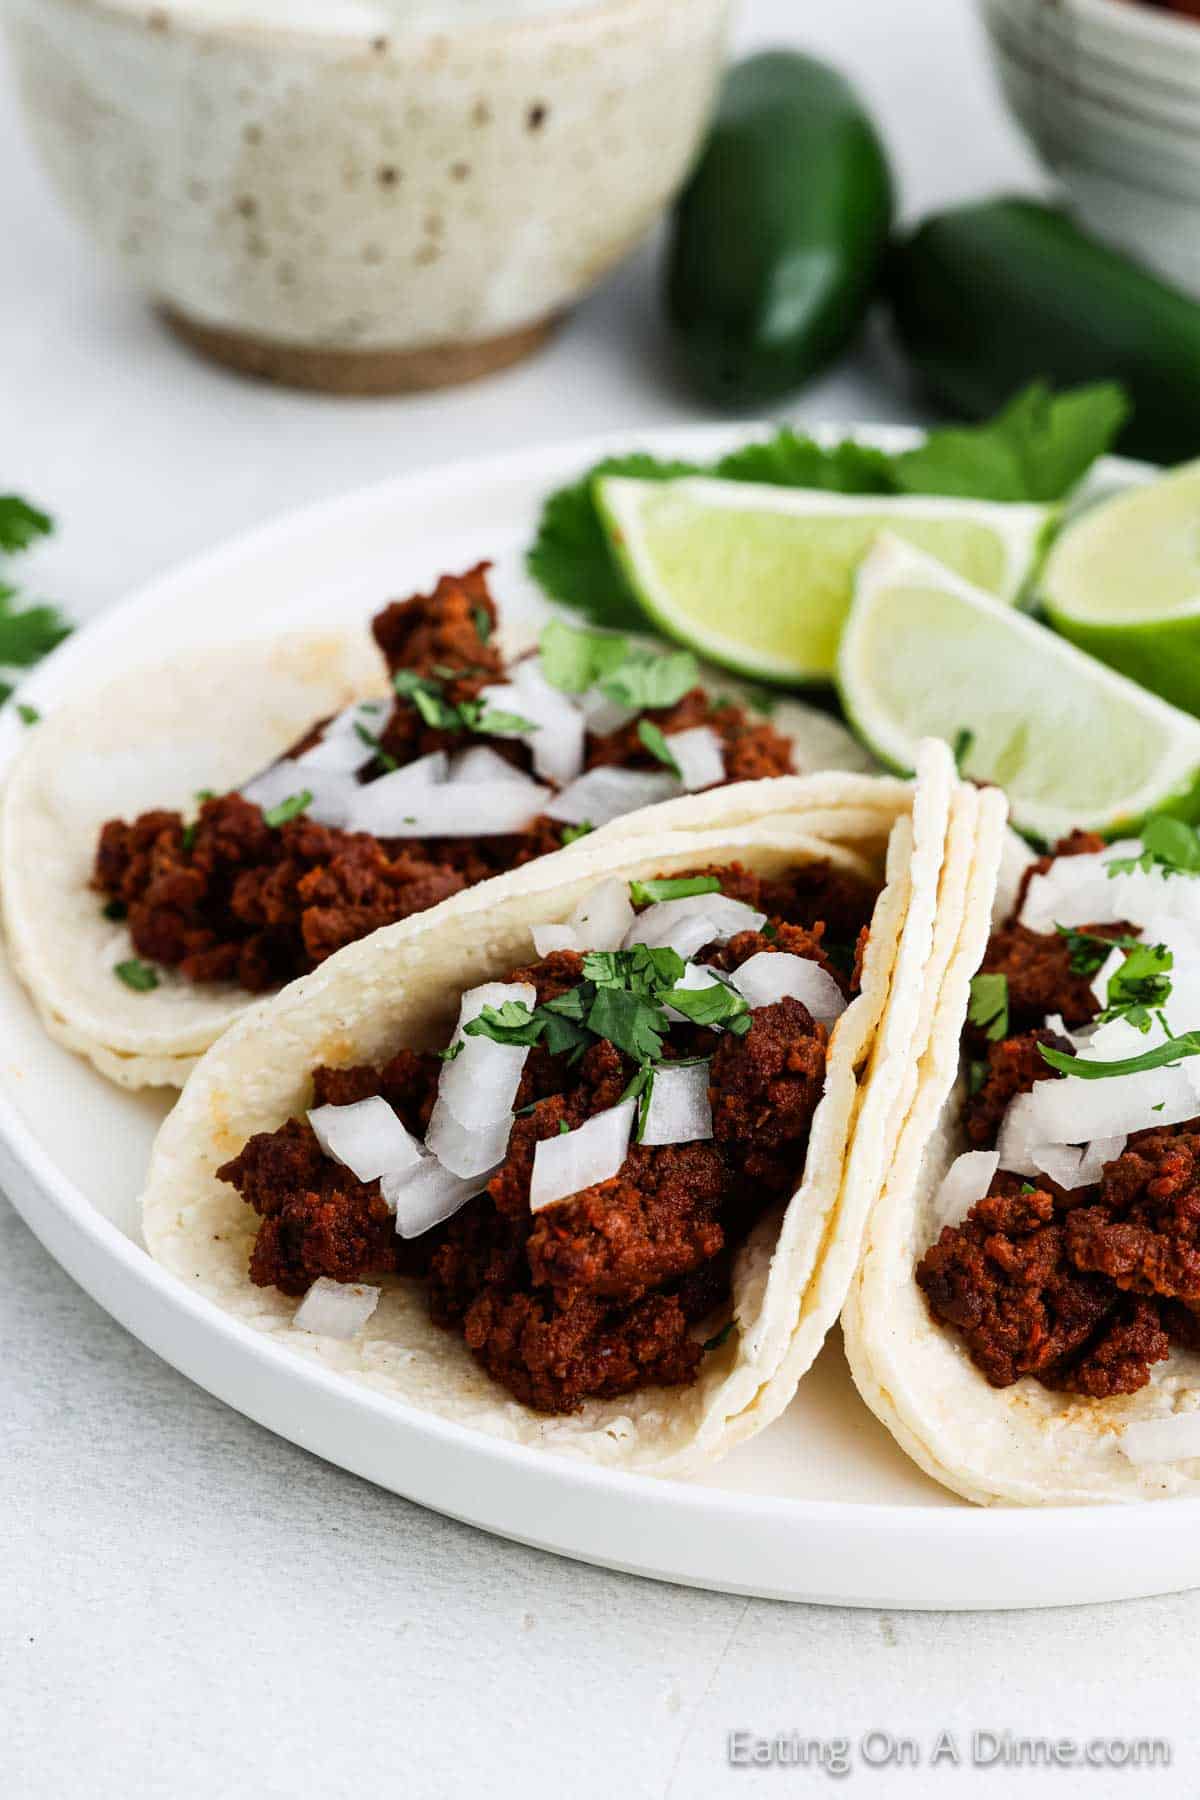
[561,821,594,846]
[582,946,686,995]
[664,980,749,1032]
[472,606,493,645]
[464,1000,544,1047]
[587,984,667,1063]
[0,584,72,675]
[968,971,1009,1042]
[263,790,312,828]
[891,382,1130,503]
[637,719,681,777]
[715,432,895,494]
[354,720,399,772]
[0,497,53,554]
[601,649,699,712]
[1055,925,1142,977]
[1095,942,1173,1033]
[702,1319,736,1353]
[538,619,630,693]
[114,958,159,992]
[16,702,39,726]
[471,706,539,737]
[628,875,721,906]
[1039,1030,1200,1080]
[1108,815,1200,879]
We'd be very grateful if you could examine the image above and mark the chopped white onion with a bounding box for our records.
[570,876,636,950]
[436,981,536,1127]
[296,700,392,776]
[293,1277,380,1339]
[384,1159,488,1239]
[1021,844,1200,936]
[307,1096,424,1183]
[1120,1412,1200,1465]
[530,1098,636,1211]
[577,688,637,736]
[665,726,726,793]
[931,1151,999,1234]
[513,660,587,786]
[626,894,766,959]
[1078,1134,1127,1185]
[1030,1143,1086,1191]
[728,952,846,1024]
[424,1105,515,1179]
[998,1062,1200,1176]
[354,775,552,839]
[447,745,530,786]
[544,766,679,827]
[241,758,356,828]
[640,1063,713,1145]
[532,924,581,957]
[344,752,451,834]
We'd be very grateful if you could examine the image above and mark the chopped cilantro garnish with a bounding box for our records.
[1107,815,1200,879]
[558,1118,570,1136]
[1039,1029,1200,1080]
[588,985,668,1062]
[561,821,594,846]
[637,719,681,777]
[0,497,52,554]
[665,979,750,1033]
[438,1040,464,1063]
[464,999,543,1046]
[1095,942,1173,1034]
[472,606,493,646]
[607,651,698,713]
[967,971,1009,1043]
[195,788,216,804]
[102,899,127,922]
[181,822,198,852]
[967,1058,988,1097]
[538,619,630,693]
[582,945,686,994]
[263,790,312,828]
[16,701,39,725]
[1021,1182,1037,1195]
[702,1319,736,1353]
[393,668,537,739]
[354,720,399,771]
[470,705,538,737]
[952,727,974,775]
[114,959,159,992]
[628,874,721,906]
[1055,925,1142,977]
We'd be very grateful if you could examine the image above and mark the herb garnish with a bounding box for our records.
[537,619,699,713]
[392,668,537,739]
[0,495,72,706]
[1094,943,1173,1034]
[967,972,1009,1043]
[114,958,159,992]
[628,875,721,906]
[16,702,39,725]
[439,1040,464,1063]
[1055,925,1142,977]
[702,1319,736,1353]
[527,384,1129,626]
[952,727,974,775]
[263,791,312,828]
[354,720,399,772]
[1039,1025,1200,1080]
[181,822,198,852]
[560,821,594,846]
[637,719,681,776]
[471,606,493,646]
[1107,815,1200,879]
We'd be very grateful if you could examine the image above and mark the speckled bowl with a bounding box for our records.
[6,0,731,390]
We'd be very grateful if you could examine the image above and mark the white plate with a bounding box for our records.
[2,423,1193,1613]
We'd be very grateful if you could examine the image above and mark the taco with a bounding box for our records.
[0,564,887,1090]
[139,745,958,1474]
[845,802,1200,1504]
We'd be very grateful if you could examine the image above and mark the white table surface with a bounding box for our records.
[3,3,1197,1795]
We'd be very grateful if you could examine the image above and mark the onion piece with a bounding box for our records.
[296,700,392,775]
[1089,946,1125,1010]
[931,1151,999,1234]
[665,726,726,793]
[728,952,846,1024]
[436,981,536,1127]
[448,745,530,786]
[513,660,587,786]
[570,876,636,950]
[384,1159,488,1239]
[354,774,551,838]
[1020,843,1200,936]
[998,1063,1200,1175]
[626,893,766,958]
[344,752,452,834]
[530,1098,636,1211]
[640,1063,713,1145]
[532,924,580,957]
[1030,1143,1086,1191]
[664,961,734,1021]
[293,1277,380,1340]
[241,757,357,829]
[1078,1134,1127,1185]
[425,1105,515,1179]
[308,1096,424,1183]
[1120,1412,1200,1465]
[544,767,679,827]
[578,688,637,736]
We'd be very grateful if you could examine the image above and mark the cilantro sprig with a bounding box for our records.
[967,971,1009,1043]
[1055,925,1142,977]
[527,383,1128,626]
[393,668,537,739]
[1107,815,1200,880]
[1039,1027,1200,1081]
[1094,942,1173,1034]
[628,875,721,906]
[538,619,700,715]
[637,719,681,777]
[0,496,71,707]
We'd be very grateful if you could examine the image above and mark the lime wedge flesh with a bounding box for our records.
[1041,459,1200,716]
[839,534,1200,837]
[596,475,1052,685]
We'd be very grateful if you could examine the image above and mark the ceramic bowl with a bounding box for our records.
[5,0,730,390]
[981,0,1200,293]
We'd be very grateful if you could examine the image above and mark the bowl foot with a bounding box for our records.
[159,306,561,393]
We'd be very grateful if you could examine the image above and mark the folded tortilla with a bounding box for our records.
[140,744,958,1475]
[0,626,885,1091]
[843,808,1200,1505]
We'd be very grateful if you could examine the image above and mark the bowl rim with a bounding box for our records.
[986,0,1200,58]
[33,0,694,52]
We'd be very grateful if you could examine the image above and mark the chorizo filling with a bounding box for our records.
[216,860,877,1414]
[919,821,1200,1399]
[92,565,796,995]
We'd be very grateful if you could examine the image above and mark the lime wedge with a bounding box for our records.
[1041,459,1200,715]
[594,475,1053,685]
[839,534,1200,837]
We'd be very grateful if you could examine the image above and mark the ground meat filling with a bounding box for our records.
[918,831,1200,1400]
[93,565,802,992]
[218,863,873,1414]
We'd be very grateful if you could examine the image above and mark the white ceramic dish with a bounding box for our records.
[981,0,1200,293]
[3,423,1197,1611]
